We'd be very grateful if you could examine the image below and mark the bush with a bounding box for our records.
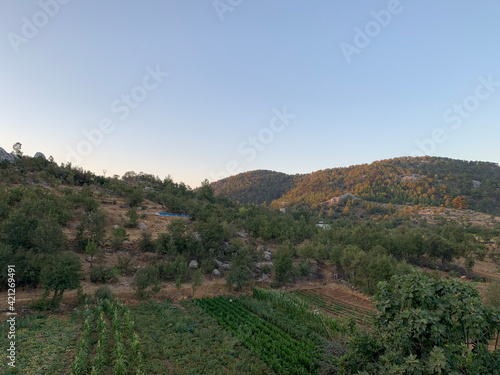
[133,266,159,298]
[139,232,155,252]
[30,298,57,311]
[125,208,139,228]
[110,226,129,250]
[90,265,120,283]
[117,255,133,276]
[90,265,108,283]
[94,285,113,301]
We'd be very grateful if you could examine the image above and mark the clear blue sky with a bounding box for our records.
[1,0,499,187]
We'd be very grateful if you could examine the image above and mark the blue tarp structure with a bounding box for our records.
[158,213,190,218]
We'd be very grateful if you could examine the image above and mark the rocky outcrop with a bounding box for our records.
[0,147,16,163]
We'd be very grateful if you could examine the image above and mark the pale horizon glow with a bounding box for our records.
[1,1,499,188]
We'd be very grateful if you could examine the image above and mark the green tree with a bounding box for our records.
[274,245,295,284]
[128,187,144,207]
[197,179,214,202]
[339,272,500,374]
[41,252,82,305]
[75,209,106,251]
[84,239,100,269]
[31,215,67,254]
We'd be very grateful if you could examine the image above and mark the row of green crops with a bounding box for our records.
[71,307,93,374]
[293,290,375,324]
[196,296,320,375]
[252,288,347,338]
[71,299,144,375]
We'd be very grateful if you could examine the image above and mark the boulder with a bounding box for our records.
[212,269,221,277]
[137,222,148,230]
[194,232,202,241]
[112,225,120,229]
[33,152,46,159]
[264,250,272,261]
[215,259,231,270]
[189,260,199,269]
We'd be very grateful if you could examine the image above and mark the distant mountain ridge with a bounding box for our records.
[211,157,500,215]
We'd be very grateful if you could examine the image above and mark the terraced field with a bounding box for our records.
[293,289,375,325]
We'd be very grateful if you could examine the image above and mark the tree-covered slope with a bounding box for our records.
[212,157,500,214]
[210,170,298,205]
[270,156,500,214]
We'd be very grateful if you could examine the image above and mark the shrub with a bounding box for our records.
[110,226,129,250]
[117,255,133,276]
[125,208,139,228]
[94,285,114,301]
[139,232,155,252]
[90,265,108,283]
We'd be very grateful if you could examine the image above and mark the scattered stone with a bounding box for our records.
[137,222,148,230]
[215,259,231,270]
[189,260,199,269]
[256,262,273,269]
[257,274,270,282]
[212,269,221,277]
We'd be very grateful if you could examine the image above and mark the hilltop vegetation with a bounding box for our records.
[212,157,500,215]
[210,169,297,205]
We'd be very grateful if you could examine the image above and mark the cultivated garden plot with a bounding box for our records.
[293,289,375,325]
[70,299,144,375]
[0,314,78,375]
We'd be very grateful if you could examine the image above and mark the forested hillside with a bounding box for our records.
[212,157,500,215]
[210,170,297,205]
